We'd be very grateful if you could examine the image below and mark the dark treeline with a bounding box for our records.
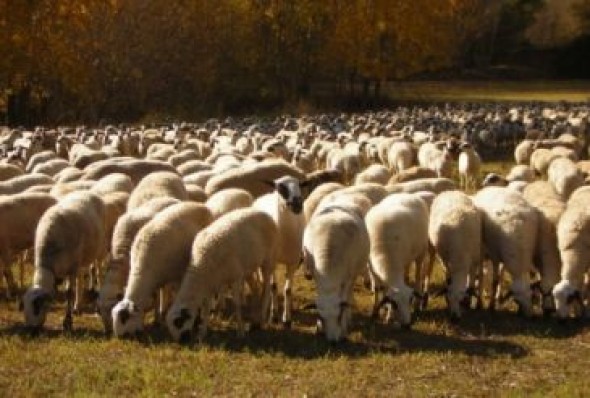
[1,0,590,125]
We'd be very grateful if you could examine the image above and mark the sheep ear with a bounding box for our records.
[300,179,311,188]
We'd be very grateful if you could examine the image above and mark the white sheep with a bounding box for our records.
[552,187,590,319]
[0,192,57,298]
[166,208,278,342]
[387,140,415,174]
[127,171,188,210]
[111,202,212,337]
[366,193,430,328]
[98,197,180,332]
[522,181,566,314]
[506,165,536,183]
[547,157,584,200]
[0,174,55,195]
[514,139,534,165]
[0,163,24,181]
[205,188,254,220]
[23,191,106,330]
[90,173,135,196]
[253,175,307,327]
[428,190,482,320]
[354,164,391,185]
[303,197,370,341]
[458,142,481,190]
[82,159,177,185]
[32,158,70,177]
[530,148,558,176]
[472,187,538,316]
[303,182,344,223]
[387,177,456,195]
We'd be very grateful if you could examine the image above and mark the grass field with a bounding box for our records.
[387,80,590,103]
[1,157,589,396]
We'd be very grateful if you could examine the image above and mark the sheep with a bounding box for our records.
[69,144,109,169]
[23,191,106,330]
[111,202,213,337]
[522,181,566,314]
[127,171,188,210]
[551,146,578,162]
[481,173,529,192]
[387,177,456,195]
[0,174,55,195]
[365,193,430,328]
[205,159,305,198]
[177,160,212,176]
[302,198,370,341]
[205,188,254,220]
[184,184,208,203]
[169,149,200,168]
[98,197,180,332]
[326,149,361,185]
[387,140,415,173]
[530,148,559,176]
[90,173,135,196]
[418,141,453,178]
[0,192,57,298]
[506,165,536,183]
[354,164,391,185]
[303,182,345,222]
[253,175,307,327]
[50,180,95,199]
[25,150,57,173]
[166,208,278,342]
[458,142,481,190]
[32,158,70,177]
[0,163,23,181]
[54,167,84,183]
[183,170,217,189]
[82,159,177,185]
[552,188,590,320]
[387,166,437,184]
[321,183,388,208]
[547,157,584,200]
[472,187,538,316]
[514,139,535,165]
[428,190,482,320]
[300,169,344,198]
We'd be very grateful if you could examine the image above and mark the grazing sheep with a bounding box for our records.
[166,208,278,342]
[387,177,456,195]
[82,159,177,185]
[205,188,254,220]
[547,157,584,200]
[25,150,57,173]
[522,181,566,314]
[127,171,188,210]
[98,197,180,332]
[90,173,135,196]
[514,140,535,165]
[253,175,307,327]
[205,159,305,198]
[366,193,430,328]
[387,166,437,184]
[458,142,481,190]
[428,191,482,320]
[303,198,370,341]
[111,203,213,337]
[553,188,590,320]
[0,193,57,298]
[0,163,24,181]
[355,164,391,185]
[0,174,54,195]
[473,187,538,316]
[23,191,106,330]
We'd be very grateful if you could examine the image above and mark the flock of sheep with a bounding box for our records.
[0,103,589,343]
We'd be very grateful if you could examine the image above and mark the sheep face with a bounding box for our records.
[511,280,533,317]
[390,286,414,327]
[23,288,51,328]
[481,173,507,188]
[316,296,351,342]
[111,299,144,338]
[97,289,123,333]
[553,280,578,319]
[166,305,198,343]
[447,289,466,320]
[274,176,303,214]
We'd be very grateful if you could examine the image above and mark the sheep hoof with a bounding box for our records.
[62,314,73,332]
[282,320,292,330]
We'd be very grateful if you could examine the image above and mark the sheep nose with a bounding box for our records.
[290,199,303,214]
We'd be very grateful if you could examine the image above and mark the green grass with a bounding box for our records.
[1,159,589,397]
[387,80,590,103]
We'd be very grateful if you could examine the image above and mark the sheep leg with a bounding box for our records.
[269,273,279,323]
[282,263,297,328]
[63,275,76,331]
[232,281,245,337]
[413,252,427,312]
[197,299,211,343]
[489,262,501,312]
[73,274,84,315]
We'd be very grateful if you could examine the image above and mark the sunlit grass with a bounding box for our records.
[388,80,590,102]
